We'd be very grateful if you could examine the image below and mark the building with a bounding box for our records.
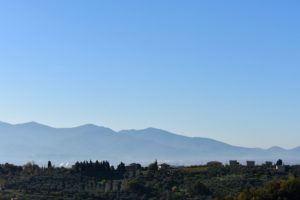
[112,180,122,192]
[125,163,142,178]
[159,163,171,170]
[229,160,239,166]
[276,165,286,173]
[246,161,255,167]
[265,161,273,167]
[104,181,112,192]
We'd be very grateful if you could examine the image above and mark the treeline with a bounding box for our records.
[0,160,300,200]
[73,160,120,179]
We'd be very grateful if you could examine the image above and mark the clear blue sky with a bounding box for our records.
[0,0,299,148]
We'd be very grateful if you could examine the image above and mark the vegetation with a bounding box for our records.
[0,160,299,199]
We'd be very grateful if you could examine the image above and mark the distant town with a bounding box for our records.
[0,158,298,200]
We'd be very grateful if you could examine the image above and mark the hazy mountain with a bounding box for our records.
[0,122,299,165]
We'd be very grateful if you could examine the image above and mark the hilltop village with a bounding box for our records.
[0,159,299,200]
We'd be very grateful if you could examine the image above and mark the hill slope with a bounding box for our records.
[0,122,298,165]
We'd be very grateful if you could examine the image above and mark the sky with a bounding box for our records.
[0,0,299,149]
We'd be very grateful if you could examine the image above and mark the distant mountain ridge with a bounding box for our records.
[0,121,299,165]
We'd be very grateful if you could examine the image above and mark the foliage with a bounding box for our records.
[231,177,300,200]
[0,161,298,199]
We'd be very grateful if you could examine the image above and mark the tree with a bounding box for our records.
[117,162,126,172]
[23,162,40,176]
[125,179,146,194]
[276,159,283,166]
[190,181,211,196]
[148,160,158,171]
[48,161,52,169]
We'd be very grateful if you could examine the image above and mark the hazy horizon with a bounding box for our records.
[1,1,300,149]
[0,120,299,150]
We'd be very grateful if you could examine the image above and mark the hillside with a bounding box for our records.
[0,122,299,165]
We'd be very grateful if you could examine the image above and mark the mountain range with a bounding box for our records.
[0,121,299,166]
